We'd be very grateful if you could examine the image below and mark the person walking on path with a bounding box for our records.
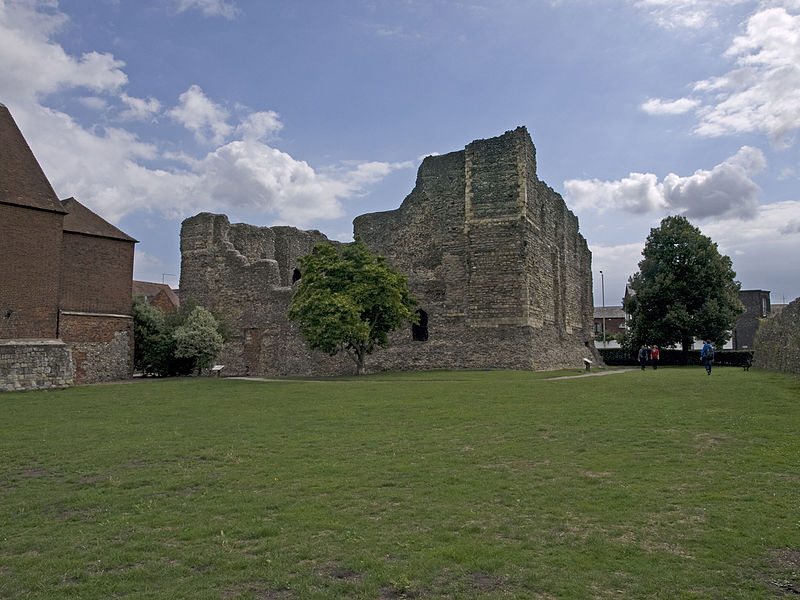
[638,346,649,371]
[701,341,714,375]
[650,345,660,370]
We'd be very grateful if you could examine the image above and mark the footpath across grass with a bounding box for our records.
[1,367,798,599]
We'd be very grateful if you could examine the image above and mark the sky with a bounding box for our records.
[2,0,799,306]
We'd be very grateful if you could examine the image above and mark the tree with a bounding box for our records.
[623,216,744,352]
[173,306,225,374]
[288,238,418,375]
[132,297,226,376]
[131,296,173,375]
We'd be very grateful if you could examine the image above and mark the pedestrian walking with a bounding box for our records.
[701,341,714,375]
[650,345,660,370]
[638,346,649,371]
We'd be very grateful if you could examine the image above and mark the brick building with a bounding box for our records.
[0,104,136,391]
[132,280,181,312]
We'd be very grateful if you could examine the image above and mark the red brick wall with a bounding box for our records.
[0,203,63,339]
[59,232,135,315]
[150,290,178,312]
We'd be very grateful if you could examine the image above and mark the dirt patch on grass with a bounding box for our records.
[319,564,363,583]
[222,581,293,599]
[763,548,800,595]
[693,432,730,450]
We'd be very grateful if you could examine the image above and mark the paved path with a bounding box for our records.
[544,368,638,380]
[228,369,640,383]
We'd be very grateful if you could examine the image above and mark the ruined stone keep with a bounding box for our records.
[180,127,599,375]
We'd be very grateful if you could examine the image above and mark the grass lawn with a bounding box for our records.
[1,367,799,599]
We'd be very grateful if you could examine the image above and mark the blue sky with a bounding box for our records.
[2,0,799,305]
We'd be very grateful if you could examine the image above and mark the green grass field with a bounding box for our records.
[1,367,799,599]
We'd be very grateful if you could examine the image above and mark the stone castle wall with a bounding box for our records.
[353,127,596,372]
[753,297,800,375]
[180,127,598,375]
[180,213,351,375]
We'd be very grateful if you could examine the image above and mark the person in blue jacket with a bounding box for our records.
[701,341,715,375]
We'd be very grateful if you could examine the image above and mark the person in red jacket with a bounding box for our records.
[650,345,660,370]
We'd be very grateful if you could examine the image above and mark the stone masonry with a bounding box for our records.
[753,296,800,376]
[0,340,74,392]
[180,127,599,375]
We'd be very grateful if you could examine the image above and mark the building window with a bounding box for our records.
[412,309,428,342]
[292,268,301,284]
[761,296,768,317]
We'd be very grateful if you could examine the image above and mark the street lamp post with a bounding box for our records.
[600,270,606,346]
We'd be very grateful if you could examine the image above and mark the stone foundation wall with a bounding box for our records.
[59,312,134,383]
[753,297,800,375]
[0,339,74,392]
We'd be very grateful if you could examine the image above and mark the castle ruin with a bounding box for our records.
[180,127,599,375]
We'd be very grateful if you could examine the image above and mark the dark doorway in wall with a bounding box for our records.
[412,309,428,341]
[292,268,301,284]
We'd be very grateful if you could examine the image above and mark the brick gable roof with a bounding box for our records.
[61,197,137,242]
[0,103,66,214]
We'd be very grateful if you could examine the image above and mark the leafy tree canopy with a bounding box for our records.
[288,238,418,375]
[173,306,225,373]
[623,216,744,351]
[132,296,227,376]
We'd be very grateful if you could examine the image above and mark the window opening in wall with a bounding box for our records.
[412,309,429,342]
[292,268,301,284]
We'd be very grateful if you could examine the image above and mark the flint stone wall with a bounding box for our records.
[753,297,800,375]
[59,312,134,383]
[180,127,599,376]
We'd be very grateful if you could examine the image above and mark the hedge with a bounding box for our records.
[599,348,754,368]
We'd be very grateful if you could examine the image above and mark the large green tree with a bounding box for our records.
[288,238,418,375]
[623,216,744,352]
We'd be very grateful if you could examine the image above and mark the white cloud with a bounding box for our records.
[0,1,408,229]
[692,7,800,147]
[0,0,127,104]
[641,97,700,115]
[564,172,666,215]
[591,200,800,303]
[638,4,800,148]
[236,110,283,142]
[633,0,750,30]
[133,250,173,282]
[119,93,161,121]
[168,84,233,145]
[564,146,766,221]
[78,96,108,111]
[589,242,644,303]
[702,200,800,294]
[175,0,239,19]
